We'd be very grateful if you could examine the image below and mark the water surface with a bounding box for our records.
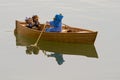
[0,0,120,80]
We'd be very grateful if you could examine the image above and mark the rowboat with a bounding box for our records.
[15,20,98,44]
[14,32,98,58]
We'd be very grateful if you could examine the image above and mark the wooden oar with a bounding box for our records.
[62,23,72,31]
[62,23,71,29]
[63,23,70,27]
[30,24,46,47]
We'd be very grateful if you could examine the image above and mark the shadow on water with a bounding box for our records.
[14,31,98,65]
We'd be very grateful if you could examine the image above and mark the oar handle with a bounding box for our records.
[63,23,68,26]
[63,23,72,30]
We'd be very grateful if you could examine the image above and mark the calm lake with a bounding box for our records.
[0,0,120,80]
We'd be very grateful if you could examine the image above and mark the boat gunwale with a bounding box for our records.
[16,20,98,34]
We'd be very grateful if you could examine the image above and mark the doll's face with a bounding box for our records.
[32,15,39,22]
[33,18,39,22]
[27,18,33,24]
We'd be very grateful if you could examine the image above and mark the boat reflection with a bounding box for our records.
[25,46,65,65]
[14,32,98,65]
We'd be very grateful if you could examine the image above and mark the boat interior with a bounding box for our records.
[18,21,95,33]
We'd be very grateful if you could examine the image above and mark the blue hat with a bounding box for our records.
[54,14,63,22]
